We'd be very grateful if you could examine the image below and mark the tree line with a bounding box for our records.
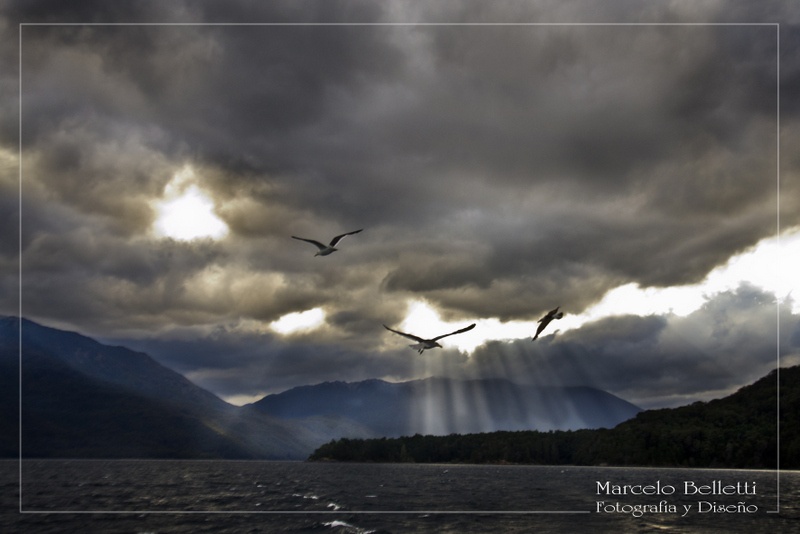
[309,366,798,469]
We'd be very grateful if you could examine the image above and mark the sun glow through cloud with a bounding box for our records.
[153,167,228,240]
[270,308,326,335]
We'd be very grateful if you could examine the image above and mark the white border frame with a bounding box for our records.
[17,21,782,516]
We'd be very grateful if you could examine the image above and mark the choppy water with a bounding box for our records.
[3,460,799,533]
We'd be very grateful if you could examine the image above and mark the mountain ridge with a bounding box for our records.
[249,374,641,437]
[1,316,646,459]
[1,316,373,459]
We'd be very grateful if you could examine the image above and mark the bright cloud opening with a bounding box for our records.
[399,227,800,353]
[581,226,800,320]
[399,300,532,353]
[153,166,228,241]
[270,308,326,335]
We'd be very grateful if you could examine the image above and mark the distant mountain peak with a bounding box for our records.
[251,375,641,437]
[2,317,376,459]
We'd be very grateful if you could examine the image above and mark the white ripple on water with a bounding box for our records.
[292,493,320,500]
[322,520,376,534]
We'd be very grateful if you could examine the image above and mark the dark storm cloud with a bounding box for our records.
[3,1,799,406]
[15,22,787,237]
[20,232,231,332]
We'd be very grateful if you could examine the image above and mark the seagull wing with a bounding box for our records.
[329,229,363,247]
[432,323,476,341]
[292,236,327,250]
[383,324,425,343]
[539,306,560,322]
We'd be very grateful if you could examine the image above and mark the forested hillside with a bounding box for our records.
[310,366,798,469]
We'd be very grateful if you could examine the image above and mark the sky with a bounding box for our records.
[2,0,800,410]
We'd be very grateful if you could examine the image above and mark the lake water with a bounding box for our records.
[3,460,799,533]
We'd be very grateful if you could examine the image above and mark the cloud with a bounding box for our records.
[3,1,799,408]
[106,283,797,408]
[464,283,797,408]
[114,320,418,399]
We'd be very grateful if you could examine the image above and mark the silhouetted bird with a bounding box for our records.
[292,229,363,256]
[532,306,563,340]
[383,323,476,354]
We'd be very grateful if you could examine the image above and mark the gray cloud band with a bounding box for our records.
[3,1,796,407]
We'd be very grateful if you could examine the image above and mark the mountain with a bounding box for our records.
[0,316,371,459]
[309,366,799,469]
[249,376,641,437]
[0,316,643,460]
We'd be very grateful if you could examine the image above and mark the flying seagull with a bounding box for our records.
[532,306,564,340]
[383,323,476,354]
[292,229,363,256]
